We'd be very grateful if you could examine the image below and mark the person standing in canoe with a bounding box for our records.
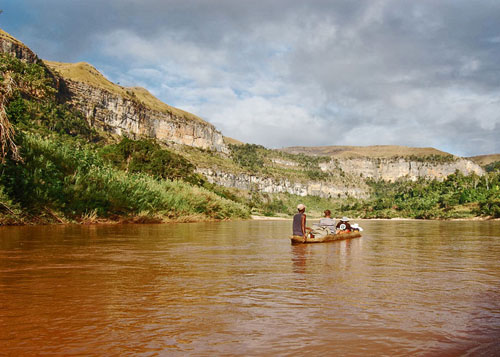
[293,204,311,240]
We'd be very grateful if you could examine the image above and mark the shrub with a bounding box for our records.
[99,137,198,181]
[0,132,250,220]
[229,143,265,171]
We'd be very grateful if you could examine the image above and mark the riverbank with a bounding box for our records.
[0,212,245,227]
[2,213,497,227]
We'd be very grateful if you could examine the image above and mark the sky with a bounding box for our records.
[2,0,500,156]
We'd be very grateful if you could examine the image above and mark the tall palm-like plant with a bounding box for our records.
[0,72,19,161]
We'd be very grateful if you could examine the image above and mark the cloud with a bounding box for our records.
[4,0,500,156]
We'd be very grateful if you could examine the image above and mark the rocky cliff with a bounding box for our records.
[196,168,370,199]
[196,156,484,199]
[283,145,485,182]
[320,157,484,182]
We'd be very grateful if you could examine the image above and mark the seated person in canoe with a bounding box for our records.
[336,217,352,233]
[319,210,336,231]
[310,210,337,238]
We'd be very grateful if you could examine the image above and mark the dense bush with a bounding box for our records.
[477,197,500,218]
[0,133,249,220]
[1,53,97,142]
[7,95,96,139]
[485,161,500,173]
[99,137,203,184]
[229,143,265,171]
[357,171,500,218]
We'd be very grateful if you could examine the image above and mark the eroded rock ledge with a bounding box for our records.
[320,157,484,182]
[196,168,370,199]
[62,79,228,153]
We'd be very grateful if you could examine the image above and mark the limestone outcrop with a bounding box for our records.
[60,79,228,153]
[196,168,370,198]
[195,154,485,199]
[320,157,484,182]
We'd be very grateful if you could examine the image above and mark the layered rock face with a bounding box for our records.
[196,168,370,198]
[320,158,484,182]
[64,80,228,152]
[197,156,484,199]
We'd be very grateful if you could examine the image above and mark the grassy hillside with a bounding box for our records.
[0,29,24,46]
[468,154,500,167]
[44,60,208,125]
[223,136,244,145]
[173,142,368,189]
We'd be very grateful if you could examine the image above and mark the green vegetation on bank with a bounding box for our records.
[347,172,500,219]
[1,132,248,223]
[245,171,500,219]
[220,143,343,183]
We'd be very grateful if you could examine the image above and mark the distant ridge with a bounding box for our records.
[223,136,244,146]
[468,154,500,167]
[280,145,453,159]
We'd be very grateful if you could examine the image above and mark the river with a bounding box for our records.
[0,220,499,356]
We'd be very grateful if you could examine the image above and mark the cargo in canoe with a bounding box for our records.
[290,231,361,244]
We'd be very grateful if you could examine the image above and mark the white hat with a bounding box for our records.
[297,203,306,210]
[341,217,349,221]
[352,223,364,231]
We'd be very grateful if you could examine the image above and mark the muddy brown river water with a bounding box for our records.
[0,220,499,356]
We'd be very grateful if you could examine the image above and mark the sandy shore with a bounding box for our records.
[250,215,290,220]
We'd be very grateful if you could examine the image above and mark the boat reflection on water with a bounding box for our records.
[291,235,364,274]
[291,244,308,274]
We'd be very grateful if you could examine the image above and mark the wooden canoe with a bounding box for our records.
[290,231,362,244]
